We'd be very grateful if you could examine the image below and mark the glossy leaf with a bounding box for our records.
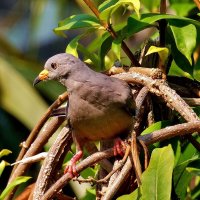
[111,39,121,60]
[0,160,10,177]
[169,22,196,65]
[66,34,83,57]
[99,0,140,21]
[123,13,200,38]
[54,14,100,32]
[117,188,141,200]
[0,58,48,129]
[0,149,12,158]
[141,120,172,135]
[146,46,169,64]
[141,145,174,200]
[0,176,31,200]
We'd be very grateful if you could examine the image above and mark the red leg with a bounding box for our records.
[113,138,126,157]
[64,150,83,177]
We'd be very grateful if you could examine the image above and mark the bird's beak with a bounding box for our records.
[33,69,49,86]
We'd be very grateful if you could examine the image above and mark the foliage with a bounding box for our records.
[1,0,200,199]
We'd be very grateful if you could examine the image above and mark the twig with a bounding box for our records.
[11,92,68,175]
[194,0,200,10]
[113,72,199,122]
[83,0,140,66]
[183,98,200,106]
[138,140,149,169]
[102,157,132,200]
[41,149,114,200]
[6,116,65,200]
[33,126,72,200]
[131,131,142,186]
[138,121,200,145]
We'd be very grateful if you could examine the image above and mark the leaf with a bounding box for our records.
[123,13,200,38]
[0,160,10,177]
[0,176,31,200]
[173,155,199,199]
[0,149,12,158]
[54,14,100,33]
[141,120,172,135]
[141,145,174,200]
[117,188,141,200]
[99,0,140,21]
[186,167,200,176]
[111,39,121,60]
[146,46,169,64]
[169,21,197,65]
[66,34,83,57]
[0,58,48,129]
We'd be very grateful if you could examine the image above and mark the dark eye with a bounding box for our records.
[51,63,57,69]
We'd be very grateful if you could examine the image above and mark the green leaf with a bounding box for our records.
[123,13,200,38]
[111,39,122,60]
[0,149,12,158]
[117,188,141,200]
[54,14,100,32]
[173,155,199,199]
[141,145,174,200]
[0,176,31,200]
[99,0,140,21]
[169,22,197,65]
[193,55,200,81]
[146,46,169,64]
[0,58,48,129]
[0,160,10,177]
[66,34,83,57]
[141,120,172,135]
[186,167,200,176]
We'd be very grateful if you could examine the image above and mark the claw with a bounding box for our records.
[113,138,126,157]
[64,151,83,177]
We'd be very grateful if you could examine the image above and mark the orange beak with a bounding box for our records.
[33,69,49,86]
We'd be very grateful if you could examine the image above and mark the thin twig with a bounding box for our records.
[10,92,68,176]
[6,116,65,200]
[83,0,140,66]
[138,140,149,169]
[41,149,114,200]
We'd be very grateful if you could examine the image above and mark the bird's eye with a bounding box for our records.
[51,63,57,70]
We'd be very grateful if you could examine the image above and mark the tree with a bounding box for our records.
[1,0,200,199]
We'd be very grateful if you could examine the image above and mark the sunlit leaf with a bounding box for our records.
[99,0,140,21]
[169,22,197,65]
[54,14,100,33]
[186,167,200,176]
[0,176,31,200]
[66,35,83,57]
[0,160,10,177]
[0,149,12,158]
[141,120,172,135]
[111,39,121,60]
[146,46,169,64]
[123,13,200,38]
[117,188,141,200]
[141,145,174,200]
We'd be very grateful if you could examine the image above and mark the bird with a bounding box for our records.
[33,53,135,176]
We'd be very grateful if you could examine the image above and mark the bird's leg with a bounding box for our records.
[64,150,83,177]
[64,135,84,177]
[113,137,126,157]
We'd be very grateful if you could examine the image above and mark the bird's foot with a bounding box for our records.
[113,138,126,157]
[64,151,83,177]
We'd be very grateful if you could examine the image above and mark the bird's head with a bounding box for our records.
[33,53,82,86]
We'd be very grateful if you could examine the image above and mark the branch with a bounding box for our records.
[83,0,140,66]
[138,121,200,145]
[33,126,72,200]
[6,116,65,200]
[41,149,114,200]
